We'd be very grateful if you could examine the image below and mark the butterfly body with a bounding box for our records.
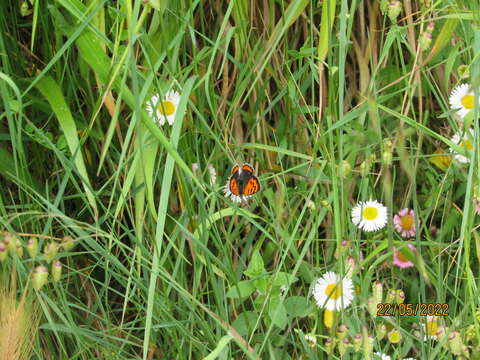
[224,164,261,202]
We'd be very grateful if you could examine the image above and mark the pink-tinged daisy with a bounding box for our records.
[393,244,416,269]
[449,83,475,119]
[393,208,416,238]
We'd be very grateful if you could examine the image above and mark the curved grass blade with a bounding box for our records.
[35,75,97,215]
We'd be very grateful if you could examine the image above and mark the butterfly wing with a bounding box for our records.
[231,165,240,175]
[241,164,254,173]
[229,177,241,196]
[243,176,261,196]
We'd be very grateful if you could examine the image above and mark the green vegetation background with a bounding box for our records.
[0,0,479,359]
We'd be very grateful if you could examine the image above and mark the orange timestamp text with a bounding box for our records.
[377,303,448,317]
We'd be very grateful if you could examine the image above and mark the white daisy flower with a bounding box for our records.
[449,83,475,118]
[145,90,181,125]
[312,272,354,311]
[373,353,391,360]
[223,183,242,203]
[449,128,475,164]
[351,200,388,232]
[421,315,439,341]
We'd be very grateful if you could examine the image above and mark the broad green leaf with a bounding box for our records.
[226,280,255,299]
[271,272,298,287]
[268,299,288,330]
[244,250,265,278]
[284,296,312,317]
[232,311,258,337]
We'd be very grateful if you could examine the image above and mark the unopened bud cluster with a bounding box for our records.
[419,22,435,51]
[0,231,76,290]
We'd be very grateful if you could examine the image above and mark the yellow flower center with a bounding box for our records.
[325,283,342,300]
[460,139,473,151]
[461,94,474,110]
[362,206,378,220]
[426,320,438,336]
[388,329,401,343]
[396,250,409,263]
[158,100,176,116]
[400,214,414,230]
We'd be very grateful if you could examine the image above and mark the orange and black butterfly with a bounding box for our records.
[223,164,261,202]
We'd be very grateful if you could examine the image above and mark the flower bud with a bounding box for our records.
[376,323,387,340]
[325,337,334,354]
[4,233,16,252]
[320,200,330,208]
[61,235,76,251]
[420,0,432,8]
[427,21,435,33]
[52,261,62,282]
[306,199,316,211]
[27,237,38,258]
[395,289,405,304]
[336,324,349,340]
[435,326,447,343]
[363,334,374,358]
[360,160,370,177]
[367,297,378,317]
[382,150,393,166]
[388,0,403,22]
[32,265,49,290]
[304,334,317,347]
[335,240,350,259]
[44,242,59,263]
[448,330,463,355]
[419,31,433,51]
[20,1,32,16]
[0,241,7,262]
[353,333,362,352]
[337,160,352,179]
[387,328,402,343]
[386,289,396,304]
[346,256,356,278]
[15,242,23,257]
[324,309,335,329]
[372,281,383,304]
[338,338,350,356]
[458,65,470,79]
[466,324,476,342]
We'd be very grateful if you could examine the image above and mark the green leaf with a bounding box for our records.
[284,296,311,318]
[271,272,298,287]
[317,0,336,61]
[226,280,255,299]
[35,75,97,214]
[244,250,265,278]
[268,299,288,330]
[232,311,258,337]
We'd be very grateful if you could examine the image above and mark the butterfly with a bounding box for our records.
[223,164,261,202]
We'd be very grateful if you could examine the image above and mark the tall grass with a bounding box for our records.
[0,0,479,359]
